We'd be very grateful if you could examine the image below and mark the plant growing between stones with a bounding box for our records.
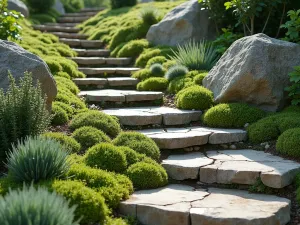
[285,66,300,105]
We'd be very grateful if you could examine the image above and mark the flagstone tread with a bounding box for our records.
[137,127,247,149]
[64,12,98,17]
[73,49,110,57]
[79,89,163,103]
[71,57,132,66]
[79,67,139,76]
[73,77,138,88]
[103,107,202,126]
[58,16,90,23]
[119,184,290,225]
[46,22,78,27]
[162,150,300,188]
[60,39,103,48]
[51,32,88,39]
[33,25,80,33]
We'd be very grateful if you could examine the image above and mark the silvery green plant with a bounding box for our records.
[165,65,189,81]
[150,63,164,76]
[6,136,70,183]
[170,40,219,71]
[139,7,160,25]
[0,185,80,225]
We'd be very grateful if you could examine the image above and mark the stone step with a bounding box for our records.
[103,107,202,126]
[73,77,138,89]
[71,57,131,66]
[60,39,103,48]
[33,25,80,33]
[162,150,300,188]
[46,22,78,27]
[58,16,90,23]
[64,12,98,17]
[78,89,163,103]
[80,7,105,13]
[79,67,139,76]
[51,32,88,39]
[137,127,247,150]
[73,49,111,57]
[119,184,290,225]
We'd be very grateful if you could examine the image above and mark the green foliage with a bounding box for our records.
[0,72,51,162]
[0,185,79,225]
[170,40,219,71]
[53,101,74,119]
[117,146,143,166]
[27,0,56,13]
[51,104,69,125]
[165,65,189,81]
[285,66,300,106]
[126,162,168,189]
[70,110,121,138]
[105,217,133,225]
[248,178,273,194]
[55,77,80,95]
[213,28,243,54]
[146,56,167,68]
[61,0,84,13]
[168,76,194,94]
[0,0,23,40]
[55,71,71,79]
[281,9,300,43]
[51,180,109,225]
[276,128,300,157]
[150,63,165,76]
[137,77,168,91]
[163,60,177,70]
[203,103,265,128]
[135,47,174,68]
[176,86,214,110]
[193,73,208,85]
[85,143,127,173]
[43,132,81,153]
[117,39,150,58]
[111,0,137,9]
[132,68,152,81]
[138,7,160,26]
[72,126,111,151]
[113,132,160,160]
[7,136,70,183]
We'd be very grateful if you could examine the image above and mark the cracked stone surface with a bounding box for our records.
[79,67,139,76]
[79,89,163,102]
[119,184,290,225]
[71,57,131,66]
[162,150,300,188]
[138,127,246,149]
[103,107,202,126]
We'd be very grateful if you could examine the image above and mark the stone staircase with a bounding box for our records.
[34,9,300,225]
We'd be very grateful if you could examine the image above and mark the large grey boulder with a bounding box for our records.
[0,40,57,107]
[146,0,216,46]
[203,33,300,112]
[7,0,29,17]
[53,0,65,15]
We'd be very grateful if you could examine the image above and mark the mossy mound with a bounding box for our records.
[137,77,168,91]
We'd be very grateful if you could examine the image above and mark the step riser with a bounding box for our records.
[46,23,78,27]
[58,17,90,23]
[60,39,103,48]
[79,68,139,76]
[80,8,105,13]
[64,12,98,17]
[73,78,138,90]
[71,57,132,66]
[51,32,88,39]
[73,49,111,57]
[33,25,80,33]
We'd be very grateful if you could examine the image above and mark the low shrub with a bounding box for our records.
[203,103,266,128]
[117,146,142,166]
[150,63,165,76]
[69,110,121,138]
[126,162,168,189]
[163,60,177,70]
[132,68,153,81]
[105,217,131,225]
[55,71,71,79]
[26,0,55,13]
[7,136,70,183]
[53,101,74,119]
[51,180,109,225]
[165,65,189,81]
[72,126,111,151]
[176,86,214,110]
[168,76,194,94]
[137,77,168,91]
[55,77,80,95]
[146,56,167,68]
[43,132,81,153]
[85,143,127,173]
[117,39,149,58]
[193,73,208,85]
[139,7,160,26]
[276,128,300,158]
[0,185,79,225]
[135,47,174,68]
[111,0,137,9]
[113,132,160,160]
[51,104,69,125]
[61,0,84,13]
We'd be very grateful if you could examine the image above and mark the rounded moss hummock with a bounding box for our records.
[165,65,189,81]
[137,77,168,91]
[276,128,300,158]
[43,132,81,153]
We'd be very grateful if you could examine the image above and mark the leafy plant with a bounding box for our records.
[26,0,56,13]
[285,66,300,106]
[170,40,219,71]
[165,65,189,81]
[0,72,51,162]
[0,185,79,225]
[281,9,300,43]
[7,136,70,183]
[213,28,243,54]
[0,0,23,40]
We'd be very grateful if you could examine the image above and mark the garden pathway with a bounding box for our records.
[34,9,300,225]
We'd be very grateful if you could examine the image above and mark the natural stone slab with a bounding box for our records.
[51,32,88,39]
[120,184,290,225]
[71,57,131,66]
[79,89,163,103]
[64,12,98,17]
[46,22,78,27]
[33,25,79,33]
[80,7,105,13]
[73,49,110,57]
[58,16,90,23]
[200,150,300,188]
[79,67,139,76]
[60,39,103,48]
[73,78,107,86]
[107,78,138,87]
[103,107,202,126]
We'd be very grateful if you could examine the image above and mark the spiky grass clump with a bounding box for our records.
[170,40,219,71]
[165,65,189,81]
[139,7,160,25]
[7,136,70,183]
[0,185,79,225]
[150,63,165,76]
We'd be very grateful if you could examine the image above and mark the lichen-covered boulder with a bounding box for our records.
[7,0,29,17]
[203,33,300,112]
[146,0,216,46]
[0,40,57,107]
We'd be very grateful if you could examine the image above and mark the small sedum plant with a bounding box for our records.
[0,185,79,225]
[137,77,168,91]
[51,104,69,125]
[7,136,70,183]
[165,65,189,81]
[43,132,81,153]
[276,128,300,158]
[117,39,149,58]
[146,56,167,68]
